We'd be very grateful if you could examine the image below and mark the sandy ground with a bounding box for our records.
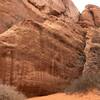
[27,91,100,100]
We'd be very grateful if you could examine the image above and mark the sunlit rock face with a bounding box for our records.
[79,4,100,27]
[23,0,79,21]
[0,0,79,34]
[79,9,95,27]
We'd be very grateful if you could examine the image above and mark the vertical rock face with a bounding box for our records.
[83,28,100,76]
[0,19,86,96]
[0,0,99,98]
[79,5,100,77]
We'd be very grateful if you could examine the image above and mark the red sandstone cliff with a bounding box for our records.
[0,0,99,97]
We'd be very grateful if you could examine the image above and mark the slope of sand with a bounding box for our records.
[27,91,100,100]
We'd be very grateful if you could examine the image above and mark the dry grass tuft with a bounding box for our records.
[0,84,26,100]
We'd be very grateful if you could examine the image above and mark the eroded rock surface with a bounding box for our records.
[83,28,100,76]
[0,1,83,96]
[79,4,100,27]
[23,0,79,22]
[0,19,85,96]
[0,0,34,33]
[79,5,100,78]
[0,0,99,98]
[0,0,79,34]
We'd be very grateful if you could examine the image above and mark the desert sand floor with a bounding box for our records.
[27,91,100,100]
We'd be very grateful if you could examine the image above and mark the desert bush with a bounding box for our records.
[0,84,26,100]
[65,72,100,94]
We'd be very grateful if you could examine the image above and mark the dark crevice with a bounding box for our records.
[89,10,96,26]
[82,29,88,75]
[28,0,45,11]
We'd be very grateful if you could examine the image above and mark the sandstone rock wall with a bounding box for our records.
[79,4,100,78]
[0,0,79,34]
[79,4,100,27]
[0,0,100,97]
[23,0,79,22]
[0,18,86,96]
[83,27,100,77]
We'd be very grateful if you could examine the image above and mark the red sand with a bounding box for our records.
[27,91,100,100]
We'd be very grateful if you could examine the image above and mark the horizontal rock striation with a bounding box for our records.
[0,0,83,96]
[0,18,86,96]
[0,0,100,98]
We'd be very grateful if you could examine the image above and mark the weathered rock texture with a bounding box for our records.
[23,0,79,22]
[0,18,85,96]
[0,0,84,96]
[83,28,100,76]
[79,4,100,27]
[0,0,33,33]
[0,0,100,98]
[0,0,79,34]
[79,5,100,77]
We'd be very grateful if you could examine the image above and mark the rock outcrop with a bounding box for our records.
[83,27,100,77]
[0,0,33,33]
[79,4,100,27]
[23,0,79,22]
[79,4,100,78]
[0,0,83,96]
[0,0,100,98]
[0,18,85,96]
[0,0,79,34]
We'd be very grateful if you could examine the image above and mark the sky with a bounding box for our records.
[72,0,100,12]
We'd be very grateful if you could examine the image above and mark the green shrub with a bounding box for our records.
[0,84,26,100]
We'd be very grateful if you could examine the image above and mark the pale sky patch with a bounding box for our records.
[72,0,100,12]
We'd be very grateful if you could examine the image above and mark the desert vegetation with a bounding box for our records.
[65,72,100,94]
[0,84,26,100]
